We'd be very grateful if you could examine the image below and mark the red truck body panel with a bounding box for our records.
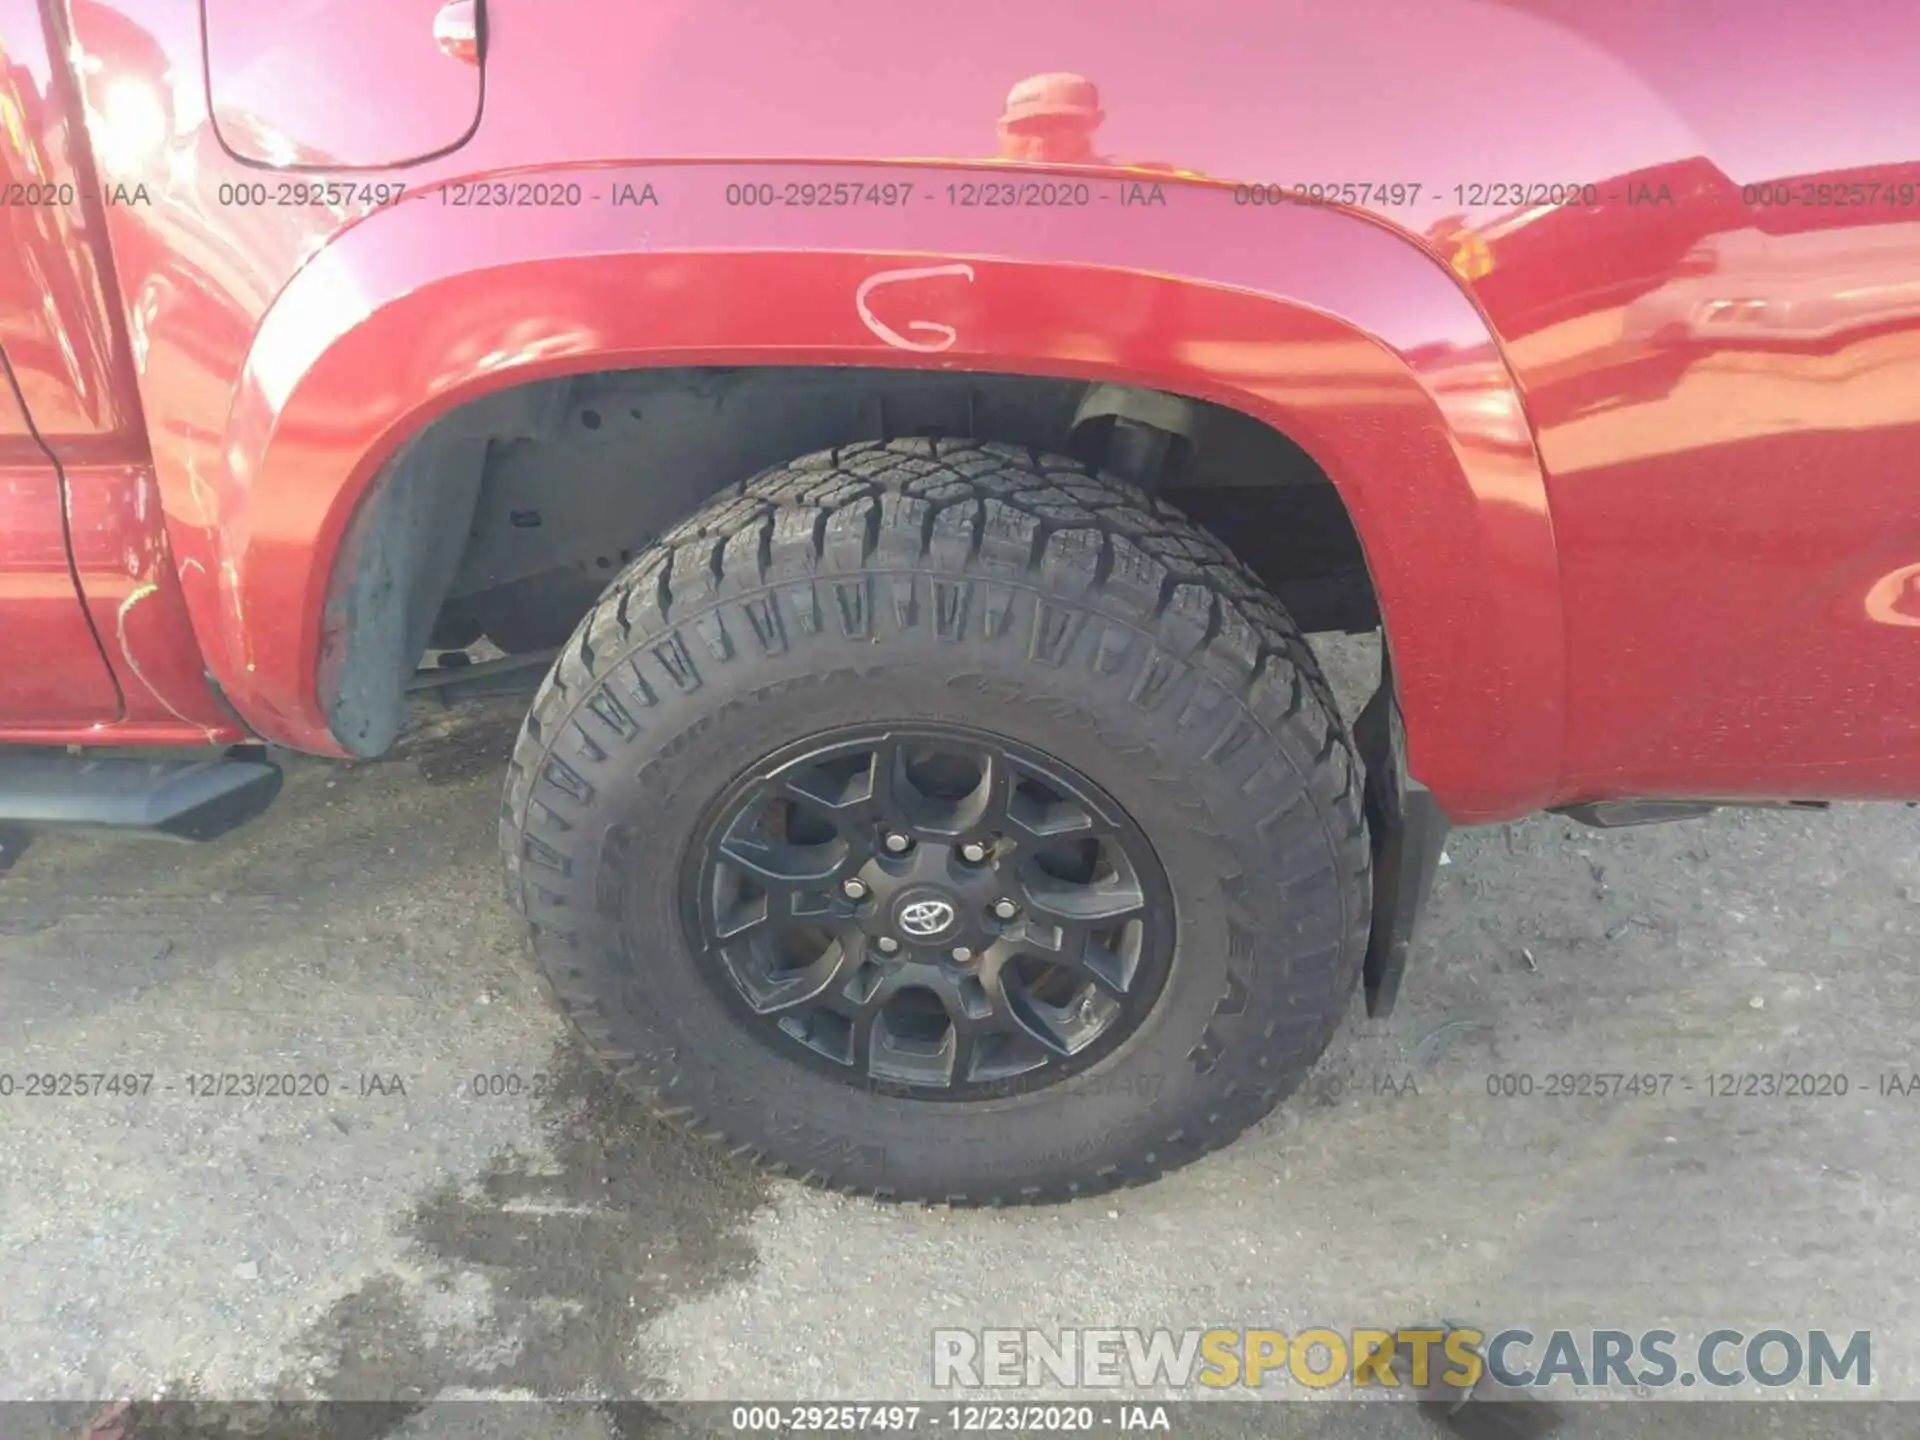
[0,0,224,738]
[1,0,1917,821]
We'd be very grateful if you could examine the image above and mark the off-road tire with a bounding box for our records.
[502,439,1371,1203]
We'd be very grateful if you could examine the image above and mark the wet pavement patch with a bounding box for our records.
[71,1396,423,1440]
[299,1040,770,1401]
[79,1043,768,1438]
[65,1397,704,1440]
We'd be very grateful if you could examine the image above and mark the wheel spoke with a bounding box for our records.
[716,827,848,886]
[1016,921,1129,995]
[1003,769,1099,841]
[982,961,1073,1057]
[970,1026,1055,1082]
[843,965,898,1074]
[749,939,858,1015]
[781,772,870,821]
[711,886,770,940]
[1073,935,1134,999]
[972,749,1017,834]
[941,967,1057,1081]
[844,973,943,1087]
[865,735,910,820]
[991,956,1118,1057]
[878,737,1001,841]
[729,929,860,1021]
[714,877,840,939]
[1011,914,1091,960]
[1018,867,1147,926]
[944,1019,981,1089]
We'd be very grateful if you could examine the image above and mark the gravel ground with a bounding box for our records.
[1,638,1916,1439]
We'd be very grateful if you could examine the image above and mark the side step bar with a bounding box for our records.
[0,749,282,842]
[1554,798,1830,828]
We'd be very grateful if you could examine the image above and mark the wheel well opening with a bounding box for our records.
[323,365,1381,754]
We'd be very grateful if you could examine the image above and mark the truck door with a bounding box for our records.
[0,3,124,728]
[0,347,122,727]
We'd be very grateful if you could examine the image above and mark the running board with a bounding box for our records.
[0,749,282,841]
[1554,798,1829,828]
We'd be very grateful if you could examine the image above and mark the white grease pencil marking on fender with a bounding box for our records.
[856,263,976,352]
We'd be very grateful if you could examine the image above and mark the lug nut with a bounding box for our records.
[883,832,913,854]
[841,878,869,901]
[959,841,990,863]
[950,946,974,963]
[991,898,1020,921]
[875,935,900,955]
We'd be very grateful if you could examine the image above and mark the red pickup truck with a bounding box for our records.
[2,0,1916,1203]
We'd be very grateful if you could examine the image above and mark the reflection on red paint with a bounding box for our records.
[997,74,1106,165]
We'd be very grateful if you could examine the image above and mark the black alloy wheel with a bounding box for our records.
[684,725,1175,1098]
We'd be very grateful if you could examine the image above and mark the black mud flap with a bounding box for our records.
[1353,661,1452,1018]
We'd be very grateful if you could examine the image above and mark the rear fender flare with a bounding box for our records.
[217,166,1564,820]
